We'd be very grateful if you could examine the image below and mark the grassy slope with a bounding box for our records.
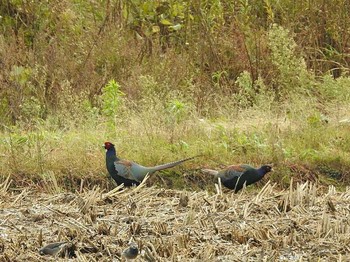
[1,96,349,191]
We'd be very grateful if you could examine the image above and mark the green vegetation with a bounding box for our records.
[1,0,350,190]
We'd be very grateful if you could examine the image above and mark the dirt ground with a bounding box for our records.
[0,177,349,261]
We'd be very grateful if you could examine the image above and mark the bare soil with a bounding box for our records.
[0,177,349,261]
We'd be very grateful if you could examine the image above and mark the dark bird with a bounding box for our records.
[104,142,195,186]
[202,164,272,193]
[39,242,70,256]
[121,243,139,260]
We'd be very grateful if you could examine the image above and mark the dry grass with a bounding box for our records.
[0,177,349,261]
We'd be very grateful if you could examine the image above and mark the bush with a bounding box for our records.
[267,24,315,99]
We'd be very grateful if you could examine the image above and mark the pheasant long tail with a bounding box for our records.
[150,156,196,172]
[201,169,219,177]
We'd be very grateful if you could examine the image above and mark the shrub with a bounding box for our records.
[267,24,315,99]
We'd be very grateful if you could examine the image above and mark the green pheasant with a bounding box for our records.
[202,164,272,193]
[104,142,195,186]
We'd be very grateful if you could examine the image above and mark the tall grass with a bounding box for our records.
[1,2,350,190]
[1,79,350,189]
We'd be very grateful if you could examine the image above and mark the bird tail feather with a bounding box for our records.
[150,156,196,172]
[201,169,219,177]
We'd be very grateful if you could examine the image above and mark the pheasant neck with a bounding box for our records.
[106,147,119,161]
[257,167,267,177]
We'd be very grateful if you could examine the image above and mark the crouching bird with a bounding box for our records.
[104,142,195,186]
[202,164,272,193]
[121,242,139,260]
[39,241,75,257]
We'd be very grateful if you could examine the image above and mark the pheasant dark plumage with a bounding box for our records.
[104,142,195,186]
[202,164,272,193]
[39,242,74,257]
[122,243,139,260]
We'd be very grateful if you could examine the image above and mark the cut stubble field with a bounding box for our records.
[2,2,350,261]
[0,177,349,261]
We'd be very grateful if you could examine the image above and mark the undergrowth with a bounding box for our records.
[1,87,350,190]
[1,20,350,191]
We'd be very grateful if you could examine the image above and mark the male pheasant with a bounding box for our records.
[104,142,195,186]
[39,242,73,256]
[202,164,272,193]
[122,243,139,260]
